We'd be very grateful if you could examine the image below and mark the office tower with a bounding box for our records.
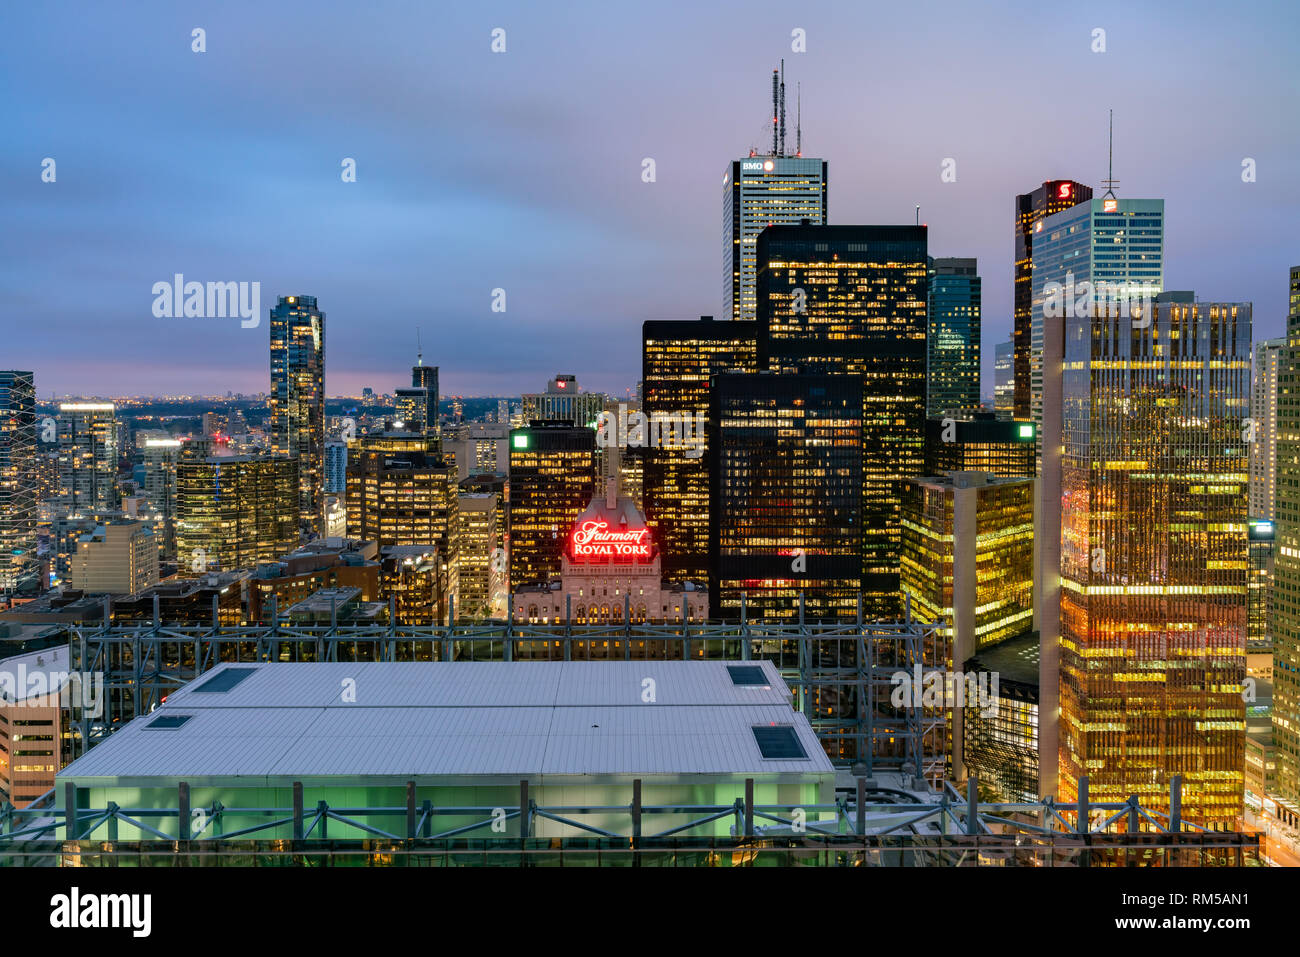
[1014,179,1092,419]
[724,160,828,321]
[1250,337,1285,519]
[269,294,325,535]
[1036,191,1247,826]
[900,472,1035,777]
[507,421,597,588]
[642,317,759,583]
[756,224,928,619]
[1031,197,1164,472]
[924,412,1035,479]
[0,372,38,593]
[993,339,1014,419]
[1273,265,1300,808]
[724,67,825,322]
[443,423,510,479]
[68,520,159,595]
[324,439,348,494]
[412,352,439,434]
[394,388,430,435]
[927,257,982,417]
[456,492,500,619]
[1249,518,1274,648]
[176,456,300,573]
[709,373,865,621]
[139,433,180,560]
[345,434,458,570]
[56,402,119,512]
[497,399,509,424]
[521,375,607,427]
[962,634,1040,803]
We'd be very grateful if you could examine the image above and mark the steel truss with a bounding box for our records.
[0,776,1260,868]
[66,601,948,779]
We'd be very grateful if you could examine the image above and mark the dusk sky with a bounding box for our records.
[3,0,1298,399]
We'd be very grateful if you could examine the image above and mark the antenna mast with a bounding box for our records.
[416,327,423,366]
[796,82,802,156]
[771,69,779,156]
[1101,109,1119,199]
[779,60,787,157]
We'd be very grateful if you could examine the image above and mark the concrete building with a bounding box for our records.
[68,521,159,595]
[1250,337,1285,519]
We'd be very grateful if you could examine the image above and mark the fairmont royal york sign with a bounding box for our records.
[569,520,653,561]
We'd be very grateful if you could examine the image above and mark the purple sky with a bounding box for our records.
[3,0,1298,399]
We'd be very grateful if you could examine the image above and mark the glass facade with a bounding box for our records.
[176,456,300,573]
[507,422,597,588]
[926,258,981,418]
[642,319,759,584]
[709,373,865,621]
[269,295,325,535]
[963,634,1040,803]
[1014,179,1092,420]
[723,157,827,321]
[1273,265,1300,807]
[1053,279,1249,826]
[756,225,927,619]
[993,339,1014,418]
[0,371,38,593]
[55,402,119,513]
[924,412,1035,479]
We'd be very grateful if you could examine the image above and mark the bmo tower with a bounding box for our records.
[723,156,827,321]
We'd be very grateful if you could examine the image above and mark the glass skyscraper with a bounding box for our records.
[269,294,325,536]
[642,318,758,584]
[993,338,1014,419]
[1014,179,1092,420]
[723,157,827,321]
[1035,197,1248,825]
[0,371,38,594]
[756,224,927,620]
[56,402,119,513]
[1272,265,1300,809]
[926,257,981,418]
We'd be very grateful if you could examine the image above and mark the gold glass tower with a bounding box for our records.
[1273,265,1300,808]
[642,318,758,584]
[176,456,300,573]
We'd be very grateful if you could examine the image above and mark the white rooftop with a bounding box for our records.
[58,660,834,786]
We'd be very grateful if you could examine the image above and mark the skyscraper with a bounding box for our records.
[507,421,597,588]
[56,402,119,513]
[0,372,37,594]
[412,353,439,433]
[724,68,827,324]
[709,372,865,621]
[924,412,1035,479]
[269,294,325,535]
[1250,337,1284,520]
[1036,197,1247,825]
[176,456,300,573]
[642,317,759,584]
[1014,179,1092,420]
[139,433,181,560]
[345,433,458,562]
[1272,265,1300,809]
[926,257,981,418]
[993,339,1015,418]
[520,375,607,427]
[756,224,928,619]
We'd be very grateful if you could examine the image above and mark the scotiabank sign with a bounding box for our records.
[570,520,653,561]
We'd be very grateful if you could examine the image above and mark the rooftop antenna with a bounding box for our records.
[916,205,920,226]
[796,82,802,156]
[779,59,787,157]
[416,327,423,366]
[771,68,779,156]
[1101,109,1119,199]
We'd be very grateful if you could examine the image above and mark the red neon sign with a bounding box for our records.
[570,520,652,560]
[1058,183,1071,199]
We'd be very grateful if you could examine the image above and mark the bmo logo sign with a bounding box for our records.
[742,160,775,172]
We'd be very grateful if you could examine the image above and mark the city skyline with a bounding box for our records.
[4,1,1298,398]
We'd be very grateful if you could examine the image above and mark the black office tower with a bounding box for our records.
[709,373,865,621]
[755,224,928,619]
